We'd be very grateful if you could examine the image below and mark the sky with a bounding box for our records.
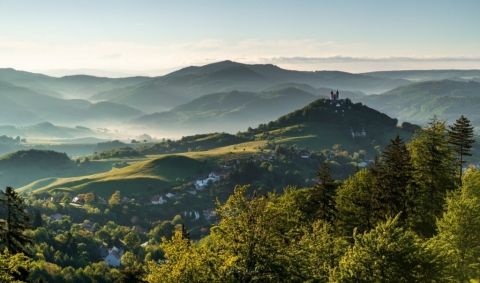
[0,0,479,76]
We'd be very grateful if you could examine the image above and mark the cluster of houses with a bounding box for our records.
[350,128,367,139]
[150,172,227,205]
[150,192,177,205]
[181,209,217,222]
[195,172,222,190]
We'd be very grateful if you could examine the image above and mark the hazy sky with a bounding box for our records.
[0,0,479,76]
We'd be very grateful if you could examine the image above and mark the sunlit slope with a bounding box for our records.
[18,141,266,196]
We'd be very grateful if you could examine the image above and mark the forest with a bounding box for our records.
[0,115,478,282]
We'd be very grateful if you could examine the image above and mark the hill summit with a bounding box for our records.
[246,97,418,151]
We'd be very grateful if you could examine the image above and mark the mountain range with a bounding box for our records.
[358,79,480,127]
[93,60,407,112]
[1,62,480,138]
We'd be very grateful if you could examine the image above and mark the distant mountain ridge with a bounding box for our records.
[133,87,320,133]
[93,60,409,112]
[0,80,143,125]
[0,68,149,99]
[358,79,480,127]
[364,69,480,82]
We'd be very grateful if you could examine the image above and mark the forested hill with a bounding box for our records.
[245,98,418,151]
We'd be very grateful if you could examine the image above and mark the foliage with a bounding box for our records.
[331,216,444,283]
[408,118,456,236]
[448,115,475,181]
[0,187,33,254]
[0,250,31,283]
[430,168,480,282]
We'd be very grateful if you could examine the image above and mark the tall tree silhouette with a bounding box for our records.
[448,115,475,183]
[0,187,32,254]
[375,135,413,222]
[311,162,337,223]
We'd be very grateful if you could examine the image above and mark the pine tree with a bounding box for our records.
[311,162,337,223]
[0,187,32,255]
[408,118,456,236]
[375,136,414,222]
[448,115,475,183]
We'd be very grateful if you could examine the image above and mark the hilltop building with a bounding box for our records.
[330,90,340,100]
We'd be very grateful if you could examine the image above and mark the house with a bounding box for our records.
[203,210,217,221]
[151,195,166,205]
[357,161,368,168]
[49,213,64,222]
[183,211,201,221]
[195,172,222,190]
[165,193,176,199]
[71,195,84,205]
[104,246,123,267]
[350,128,367,139]
[81,220,94,231]
[300,150,311,159]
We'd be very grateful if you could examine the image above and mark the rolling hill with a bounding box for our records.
[0,80,143,125]
[94,60,408,112]
[0,149,112,188]
[243,97,417,151]
[19,97,418,196]
[0,68,149,99]
[358,80,480,127]
[133,87,320,133]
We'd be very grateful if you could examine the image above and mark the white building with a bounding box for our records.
[195,172,221,190]
[104,246,123,267]
[151,195,166,205]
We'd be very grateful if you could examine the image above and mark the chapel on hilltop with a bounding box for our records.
[330,90,340,100]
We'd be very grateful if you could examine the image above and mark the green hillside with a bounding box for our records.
[0,149,113,188]
[17,153,216,196]
[244,98,417,151]
[19,96,419,197]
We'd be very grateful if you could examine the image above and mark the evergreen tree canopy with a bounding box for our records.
[310,162,337,223]
[0,187,32,255]
[448,115,475,181]
[408,118,456,236]
[375,135,414,221]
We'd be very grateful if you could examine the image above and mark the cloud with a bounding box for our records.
[0,38,479,76]
[266,56,480,64]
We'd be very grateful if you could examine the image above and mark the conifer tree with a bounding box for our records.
[312,162,337,223]
[448,115,475,183]
[0,187,32,255]
[375,135,414,222]
[408,118,456,236]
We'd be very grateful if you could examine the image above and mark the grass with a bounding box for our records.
[19,140,267,196]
